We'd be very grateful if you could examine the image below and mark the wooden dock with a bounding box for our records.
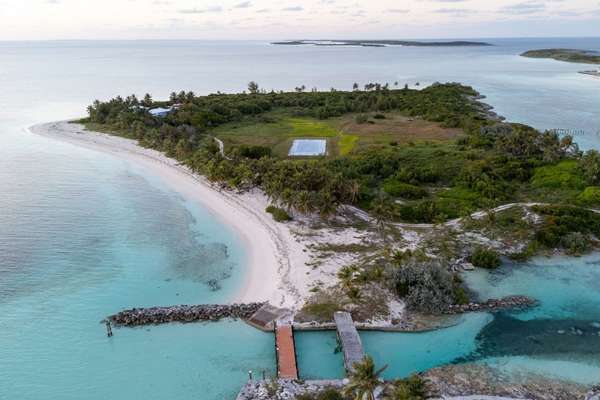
[334,312,364,374]
[275,323,299,380]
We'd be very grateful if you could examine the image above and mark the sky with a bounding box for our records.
[0,0,599,40]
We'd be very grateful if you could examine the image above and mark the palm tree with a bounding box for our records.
[343,355,387,400]
[347,180,361,204]
[248,81,259,94]
[370,194,394,241]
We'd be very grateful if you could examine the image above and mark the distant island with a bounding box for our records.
[521,48,600,65]
[272,39,492,47]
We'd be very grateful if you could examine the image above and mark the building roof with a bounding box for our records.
[149,107,171,116]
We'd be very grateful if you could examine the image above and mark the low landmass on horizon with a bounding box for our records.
[272,39,493,47]
[521,48,600,65]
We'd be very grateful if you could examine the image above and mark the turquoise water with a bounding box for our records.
[295,330,345,380]
[2,39,600,398]
[0,135,276,399]
[298,256,600,384]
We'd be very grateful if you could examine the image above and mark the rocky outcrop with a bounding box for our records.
[108,303,265,327]
[236,379,345,400]
[425,364,590,400]
[444,295,537,315]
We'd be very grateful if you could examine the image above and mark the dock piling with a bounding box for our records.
[334,312,364,374]
[274,322,299,380]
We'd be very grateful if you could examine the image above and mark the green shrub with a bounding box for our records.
[355,114,369,124]
[452,275,470,305]
[577,186,600,206]
[389,374,426,400]
[383,181,428,199]
[266,205,292,222]
[469,247,501,269]
[531,160,586,190]
[237,145,272,159]
[387,257,456,314]
[316,388,344,400]
[561,232,590,256]
[532,205,600,252]
[296,389,344,400]
[580,150,600,185]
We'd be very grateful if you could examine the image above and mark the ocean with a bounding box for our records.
[1,38,600,399]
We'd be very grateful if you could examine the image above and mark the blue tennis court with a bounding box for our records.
[288,139,327,156]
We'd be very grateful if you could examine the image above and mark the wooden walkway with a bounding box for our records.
[275,323,299,380]
[334,312,364,374]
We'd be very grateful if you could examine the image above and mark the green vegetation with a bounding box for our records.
[532,205,600,255]
[296,388,345,400]
[577,186,600,206]
[531,160,585,190]
[386,375,426,400]
[521,49,600,65]
[339,134,359,155]
[386,255,467,314]
[265,205,292,222]
[580,149,600,185]
[343,355,387,400]
[469,247,501,269]
[85,83,593,228]
[383,181,428,199]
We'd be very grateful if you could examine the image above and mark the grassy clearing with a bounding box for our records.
[331,112,462,150]
[211,110,461,158]
[211,111,340,157]
[338,134,359,155]
[288,118,339,137]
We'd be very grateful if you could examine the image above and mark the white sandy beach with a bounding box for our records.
[28,121,401,324]
[29,121,306,310]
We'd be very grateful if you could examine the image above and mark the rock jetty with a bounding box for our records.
[236,379,345,400]
[444,295,536,315]
[108,303,265,327]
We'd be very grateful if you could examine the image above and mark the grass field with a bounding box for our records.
[211,110,463,158]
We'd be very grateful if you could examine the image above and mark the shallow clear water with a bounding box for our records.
[2,39,600,398]
[298,255,600,384]
[295,330,345,380]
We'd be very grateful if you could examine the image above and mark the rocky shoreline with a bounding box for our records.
[107,303,265,327]
[443,295,537,315]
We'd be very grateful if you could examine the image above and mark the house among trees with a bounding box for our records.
[149,107,172,118]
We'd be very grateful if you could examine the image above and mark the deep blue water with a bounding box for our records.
[1,39,600,399]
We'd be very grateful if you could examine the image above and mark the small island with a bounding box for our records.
[272,39,492,47]
[521,48,600,65]
[34,81,600,400]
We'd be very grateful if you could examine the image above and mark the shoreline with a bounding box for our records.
[28,121,301,311]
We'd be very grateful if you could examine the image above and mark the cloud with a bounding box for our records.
[282,6,303,12]
[178,6,223,14]
[387,8,410,13]
[433,7,476,15]
[233,1,251,8]
[500,1,546,15]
